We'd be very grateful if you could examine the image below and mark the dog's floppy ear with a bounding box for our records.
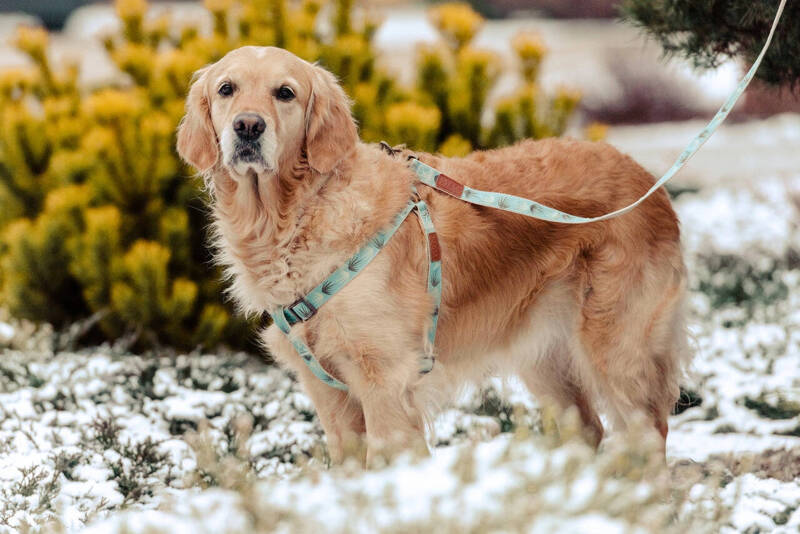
[304,66,358,174]
[177,67,218,172]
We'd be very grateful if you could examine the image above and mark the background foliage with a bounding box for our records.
[621,0,800,86]
[0,0,579,350]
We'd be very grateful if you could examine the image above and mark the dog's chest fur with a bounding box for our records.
[208,150,413,316]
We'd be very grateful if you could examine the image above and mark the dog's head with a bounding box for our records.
[177,46,358,180]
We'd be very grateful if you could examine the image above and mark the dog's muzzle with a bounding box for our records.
[230,112,267,167]
[232,140,264,163]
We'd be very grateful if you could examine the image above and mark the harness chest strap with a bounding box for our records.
[270,190,441,391]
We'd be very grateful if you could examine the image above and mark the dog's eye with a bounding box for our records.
[218,82,234,97]
[276,85,295,102]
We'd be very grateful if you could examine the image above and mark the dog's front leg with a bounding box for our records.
[357,380,428,468]
[261,325,366,465]
[296,364,367,465]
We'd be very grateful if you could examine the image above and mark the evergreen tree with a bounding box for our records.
[621,0,799,86]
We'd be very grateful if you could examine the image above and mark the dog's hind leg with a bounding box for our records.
[519,344,604,448]
[578,250,689,450]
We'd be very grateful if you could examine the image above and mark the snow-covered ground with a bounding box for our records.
[2,115,800,532]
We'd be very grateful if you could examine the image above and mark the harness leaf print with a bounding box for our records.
[347,255,363,272]
[370,234,385,249]
[321,279,338,295]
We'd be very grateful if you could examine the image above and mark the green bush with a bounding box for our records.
[0,0,580,349]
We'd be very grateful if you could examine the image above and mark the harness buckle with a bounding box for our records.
[287,296,317,323]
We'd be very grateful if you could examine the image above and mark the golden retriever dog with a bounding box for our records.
[177,46,689,465]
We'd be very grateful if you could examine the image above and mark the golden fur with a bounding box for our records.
[177,46,690,465]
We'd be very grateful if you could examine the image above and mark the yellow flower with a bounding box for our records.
[416,44,450,100]
[438,134,471,157]
[157,49,207,92]
[14,26,49,59]
[0,67,39,97]
[428,3,484,51]
[553,87,581,114]
[363,12,383,41]
[43,96,76,120]
[585,122,609,142]
[82,127,115,155]
[179,25,200,47]
[84,89,143,121]
[43,184,90,214]
[141,112,173,139]
[116,0,148,20]
[456,47,499,80]
[145,13,171,43]
[512,31,547,82]
[352,82,379,129]
[302,0,322,17]
[112,43,156,85]
[334,34,370,59]
[49,150,93,183]
[385,101,441,152]
[3,219,32,245]
[204,0,233,12]
[512,31,547,61]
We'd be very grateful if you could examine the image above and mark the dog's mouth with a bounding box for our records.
[227,140,273,178]
[232,141,265,165]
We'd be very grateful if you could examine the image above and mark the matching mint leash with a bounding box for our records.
[270,188,441,391]
[412,0,786,225]
[271,0,786,391]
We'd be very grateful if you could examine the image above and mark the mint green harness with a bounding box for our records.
[269,181,441,391]
[270,0,786,391]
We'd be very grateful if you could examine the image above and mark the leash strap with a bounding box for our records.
[410,0,787,225]
[271,193,442,391]
[268,0,786,391]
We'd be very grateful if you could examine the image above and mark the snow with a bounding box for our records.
[677,181,797,257]
[0,93,798,534]
[0,322,14,342]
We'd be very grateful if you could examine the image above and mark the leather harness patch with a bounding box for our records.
[428,232,441,262]
[435,173,464,197]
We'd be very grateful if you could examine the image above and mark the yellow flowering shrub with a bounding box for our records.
[415,3,585,154]
[0,0,582,349]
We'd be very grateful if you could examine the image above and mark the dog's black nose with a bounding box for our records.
[233,113,266,141]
